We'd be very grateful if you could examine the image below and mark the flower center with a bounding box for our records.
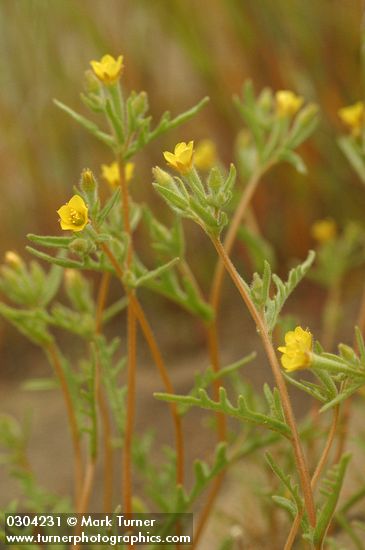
[70,208,84,226]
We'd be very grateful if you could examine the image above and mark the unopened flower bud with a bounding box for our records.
[131,91,148,117]
[338,343,358,363]
[69,238,93,256]
[81,169,97,193]
[4,251,24,269]
[207,167,223,192]
[152,166,174,187]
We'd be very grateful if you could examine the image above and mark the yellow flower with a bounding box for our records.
[101,162,120,187]
[4,251,23,268]
[194,140,217,171]
[101,161,135,188]
[90,54,124,86]
[311,219,337,244]
[124,162,135,183]
[275,90,304,117]
[278,326,313,372]
[57,195,89,232]
[338,101,365,136]
[163,141,194,174]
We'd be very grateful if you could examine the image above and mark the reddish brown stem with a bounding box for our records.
[212,237,316,526]
[123,301,137,514]
[100,243,185,486]
[131,297,185,486]
[192,171,265,546]
[284,406,340,550]
[46,343,83,508]
[95,272,114,512]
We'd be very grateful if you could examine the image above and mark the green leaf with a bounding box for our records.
[153,183,189,211]
[265,250,315,332]
[97,187,121,224]
[22,378,58,391]
[54,99,115,148]
[105,98,124,144]
[338,135,365,185]
[26,246,84,269]
[320,381,364,412]
[134,258,181,288]
[313,453,352,547]
[277,149,307,174]
[265,452,303,519]
[149,97,209,141]
[27,234,75,248]
[0,304,52,345]
[177,352,256,414]
[286,104,319,149]
[155,386,290,436]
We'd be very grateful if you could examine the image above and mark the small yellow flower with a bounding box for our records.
[90,54,124,86]
[194,140,217,171]
[163,141,194,174]
[57,195,89,232]
[278,326,313,372]
[275,90,304,117]
[311,219,337,244]
[4,251,23,269]
[338,101,365,136]
[124,162,135,183]
[101,161,135,188]
[101,162,120,187]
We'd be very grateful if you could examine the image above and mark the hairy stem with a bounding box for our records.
[210,170,262,313]
[211,237,316,526]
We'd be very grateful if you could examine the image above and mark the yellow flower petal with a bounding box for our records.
[338,102,364,135]
[57,195,89,232]
[125,162,135,183]
[194,139,217,171]
[163,141,194,174]
[101,161,120,188]
[278,326,313,372]
[90,54,124,86]
[276,90,304,117]
[311,219,337,244]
